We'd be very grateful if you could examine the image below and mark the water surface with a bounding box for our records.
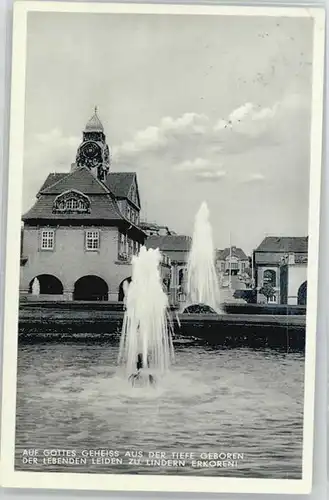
[15,340,304,478]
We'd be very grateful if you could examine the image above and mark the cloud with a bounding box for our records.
[23,128,80,210]
[113,93,307,170]
[113,112,208,160]
[22,92,308,213]
[175,158,210,172]
[213,101,279,135]
[244,173,266,183]
[229,102,255,123]
[195,170,227,182]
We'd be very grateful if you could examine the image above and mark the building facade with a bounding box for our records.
[216,246,249,276]
[253,236,308,305]
[20,109,170,302]
[145,234,191,305]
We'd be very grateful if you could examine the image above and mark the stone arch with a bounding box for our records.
[73,275,108,301]
[297,281,307,306]
[29,274,63,295]
[118,277,132,302]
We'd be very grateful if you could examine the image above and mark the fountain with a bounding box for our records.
[185,201,220,313]
[31,277,40,296]
[118,246,175,382]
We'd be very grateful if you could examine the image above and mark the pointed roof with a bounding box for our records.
[24,167,124,223]
[216,247,248,260]
[39,166,111,195]
[106,172,136,198]
[84,106,104,132]
[146,235,192,252]
[38,173,68,193]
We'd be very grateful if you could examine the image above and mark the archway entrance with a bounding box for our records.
[29,274,63,295]
[74,275,108,301]
[118,277,132,301]
[297,281,307,305]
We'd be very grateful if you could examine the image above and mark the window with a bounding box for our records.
[41,229,55,250]
[118,233,130,261]
[128,239,134,256]
[85,230,99,251]
[241,262,246,272]
[263,269,276,287]
[53,190,90,214]
[120,233,125,254]
[230,262,239,270]
[66,198,79,210]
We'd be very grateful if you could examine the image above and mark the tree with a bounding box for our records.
[259,283,275,303]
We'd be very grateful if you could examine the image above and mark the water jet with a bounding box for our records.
[185,202,221,313]
[118,246,174,385]
[31,277,40,296]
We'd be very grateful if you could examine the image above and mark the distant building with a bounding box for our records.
[254,236,308,305]
[216,246,249,276]
[139,221,176,237]
[20,108,170,302]
[145,235,191,305]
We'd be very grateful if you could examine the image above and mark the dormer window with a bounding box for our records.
[52,190,91,214]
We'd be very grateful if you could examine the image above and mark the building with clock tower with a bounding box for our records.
[20,108,171,301]
[75,106,111,182]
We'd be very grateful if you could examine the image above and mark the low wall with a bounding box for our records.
[222,302,306,316]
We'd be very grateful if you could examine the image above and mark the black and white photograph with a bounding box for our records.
[0,1,325,495]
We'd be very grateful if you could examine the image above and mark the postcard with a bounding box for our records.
[0,0,325,495]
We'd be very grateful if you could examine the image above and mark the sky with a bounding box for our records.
[22,11,314,254]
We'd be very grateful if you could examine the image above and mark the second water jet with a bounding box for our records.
[185,201,221,313]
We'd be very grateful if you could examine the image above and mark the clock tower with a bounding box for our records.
[76,107,111,181]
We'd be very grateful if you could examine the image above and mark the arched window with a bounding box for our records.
[297,281,307,305]
[263,269,276,287]
[179,268,186,286]
[53,190,91,214]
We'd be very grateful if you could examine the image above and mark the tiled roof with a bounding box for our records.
[38,173,68,193]
[40,167,111,195]
[139,221,174,234]
[216,247,248,260]
[24,167,126,223]
[22,194,124,222]
[255,236,308,253]
[106,172,136,198]
[145,235,191,252]
[25,167,145,228]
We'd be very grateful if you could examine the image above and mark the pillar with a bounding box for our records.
[63,288,73,301]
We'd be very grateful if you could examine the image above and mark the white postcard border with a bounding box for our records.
[0,1,325,494]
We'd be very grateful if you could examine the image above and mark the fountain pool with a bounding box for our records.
[15,341,304,479]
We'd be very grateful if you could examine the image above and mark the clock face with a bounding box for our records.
[81,141,100,159]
